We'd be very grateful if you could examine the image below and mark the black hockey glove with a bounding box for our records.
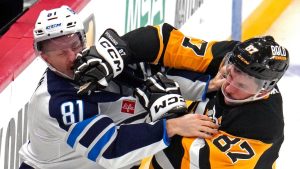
[73,29,131,95]
[73,47,113,95]
[134,72,187,122]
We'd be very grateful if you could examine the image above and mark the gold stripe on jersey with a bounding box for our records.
[139,156,153,169]
[162,29,216,72]
[181,131,272,169]
[152,25,164,65]
[181,137,196,169]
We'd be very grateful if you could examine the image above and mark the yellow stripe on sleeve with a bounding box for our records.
[152,25,164,65]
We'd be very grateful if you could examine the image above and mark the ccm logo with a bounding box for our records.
[154,95,185,112]
[46,23,61,30]
[99,39,122,72]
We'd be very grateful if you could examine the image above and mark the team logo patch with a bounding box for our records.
[121,100,136,114]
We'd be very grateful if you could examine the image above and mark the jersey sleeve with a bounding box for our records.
[166,69,211,101]
[122,23,238,76]
[156,23,216,73]
[65,115,170,168]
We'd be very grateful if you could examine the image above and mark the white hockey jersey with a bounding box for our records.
[19,69,172,169]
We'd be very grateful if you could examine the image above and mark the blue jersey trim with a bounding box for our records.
[67,116,97,147]
[88,126,116,161]
[162,119,170,146]
[202,74,211,101]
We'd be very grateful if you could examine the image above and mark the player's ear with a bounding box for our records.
[40,52,49,62]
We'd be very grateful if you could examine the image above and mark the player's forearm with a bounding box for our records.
[66,115,170,168]
[121,25,160,64]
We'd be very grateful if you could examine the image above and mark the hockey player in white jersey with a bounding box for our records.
[18,6,219,169]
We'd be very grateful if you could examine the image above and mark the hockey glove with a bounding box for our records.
[73,29,131,95]
[134,72,187,122]
[73,47,113,95]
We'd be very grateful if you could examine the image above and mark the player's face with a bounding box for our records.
[221,64,259,105]
[41,33,83,78]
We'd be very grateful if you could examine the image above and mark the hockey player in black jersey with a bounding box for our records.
[145,36,289,169]
[74,23,289,168]
[18,7,219,169]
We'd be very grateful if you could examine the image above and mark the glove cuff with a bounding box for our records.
[150,94,186,121]
[95,35,124,78]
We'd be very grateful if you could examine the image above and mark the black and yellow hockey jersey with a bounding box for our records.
[121,23,284,169]
[148,88,284,169]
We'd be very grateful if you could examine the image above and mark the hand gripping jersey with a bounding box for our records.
[19,69,170,169]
